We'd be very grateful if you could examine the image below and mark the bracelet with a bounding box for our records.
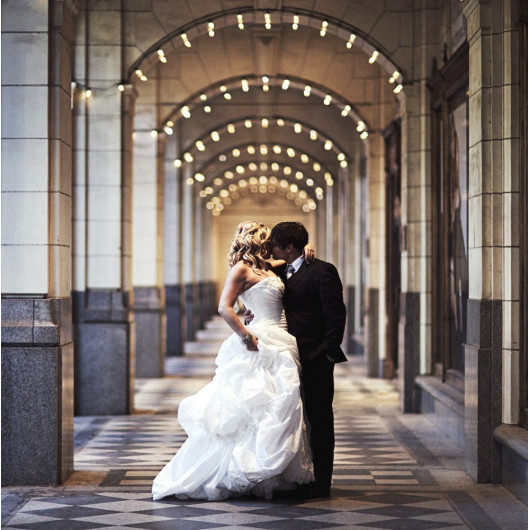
[241,333,253,344]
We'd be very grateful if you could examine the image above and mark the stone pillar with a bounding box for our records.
[182,164,197,340]
[325,180,334,262]
[195,194,206,330]
[397,1,440,411]
[462,0,521,483]
[131,129,165,378]
[72,4,135,415]
[398,79,432,411]
[365,135,386,377]
[1,0,79,485]
[164,147,184,356]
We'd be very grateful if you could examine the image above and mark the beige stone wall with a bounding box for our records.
[464,0,524,424]
[2,0,78,296]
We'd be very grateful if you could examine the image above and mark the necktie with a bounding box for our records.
[286,264,295,279]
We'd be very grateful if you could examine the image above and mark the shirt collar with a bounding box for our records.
[289,254,305,274]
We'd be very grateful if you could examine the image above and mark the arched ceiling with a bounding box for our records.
[128,2,401,216]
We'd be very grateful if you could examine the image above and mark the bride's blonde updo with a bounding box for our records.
[228,221,271,270]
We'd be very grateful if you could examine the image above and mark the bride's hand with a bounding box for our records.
[304,242,316,264]
[246,335,259,351]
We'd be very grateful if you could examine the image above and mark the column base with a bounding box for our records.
[185,283,197,341]
[73,290,134,416]
[398,292,420,412]
[165,284,183,356]
[134,287,165,378]
[493,426,528,505]
[464,299,502,483]
[366,288,379,377]
[1,297,73,486]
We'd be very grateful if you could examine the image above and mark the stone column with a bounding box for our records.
[398,79,432,411]
[182,164,197,340]
[131,131,165,378]
[325,180,334,262]
[1,0,79,486]
[195,194,206,330]
[397,1,440,411]
[345,159,362,355]
[164,146,184,356]
[72,4,135,415]
[462,0,521,483]
[365,135,386,377]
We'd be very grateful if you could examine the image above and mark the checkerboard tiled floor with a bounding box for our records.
[2,318,527,529]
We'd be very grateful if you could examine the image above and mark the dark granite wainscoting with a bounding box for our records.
[134,286,165,378]
[73,290,135,416]
[398,291,420,413]
[366,288,379,377]
[493,425,528,504]
[1,297,74,486]
[185,282,197,341]
[165,283,183,356]
[464,298,502,483]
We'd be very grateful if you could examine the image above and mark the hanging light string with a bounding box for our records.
[127,8,404,89]
[158,76,371,142]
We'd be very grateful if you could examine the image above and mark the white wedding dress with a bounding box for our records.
[152,275,314,501]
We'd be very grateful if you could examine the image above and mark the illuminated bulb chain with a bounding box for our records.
[237,13,244,29]
[207,21,215,37]
[292,14,299,30]
[181,33,191,47]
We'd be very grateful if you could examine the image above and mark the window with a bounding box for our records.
[430,43,469,379]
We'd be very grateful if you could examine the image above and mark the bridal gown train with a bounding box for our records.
[152,275,314,501]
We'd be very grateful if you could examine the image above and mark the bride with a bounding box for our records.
[152,221,314,501]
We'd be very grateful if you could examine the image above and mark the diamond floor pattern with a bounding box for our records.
[2,318,527,529]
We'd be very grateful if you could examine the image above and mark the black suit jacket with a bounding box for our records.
[277,259,347,364]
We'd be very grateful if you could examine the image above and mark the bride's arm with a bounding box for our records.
[218,262,259,351]
[267,242,316,268]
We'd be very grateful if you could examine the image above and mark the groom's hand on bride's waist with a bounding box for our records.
[244,308,254,325]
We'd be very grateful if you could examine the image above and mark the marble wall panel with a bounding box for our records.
[2,192,48,245]
[88,219,121,255]
[2,245,48,294]
[502,138,520,192]
[502,349,520,418]
[502,247,520,302]
[87,255,121,288]
[87,150,121,185]
[88,114,122,150]
[2,86,49,139]
[49,139,73,195]
[87,9,121,45]
[87,45,122,81]
[87,91,124,115]
[87,185,121,220]
[55,191,72,247]
[1,0,48,32]
[1,139,49,192]
[1,32,48,85]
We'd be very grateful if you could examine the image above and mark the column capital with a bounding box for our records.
[63,0,81,17]
[463,0,493,43]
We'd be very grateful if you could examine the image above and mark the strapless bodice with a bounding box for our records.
[239,276,286,328]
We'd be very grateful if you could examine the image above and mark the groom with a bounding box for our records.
[270,221,347,498]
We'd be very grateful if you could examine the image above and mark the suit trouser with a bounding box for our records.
[301,355,335,491]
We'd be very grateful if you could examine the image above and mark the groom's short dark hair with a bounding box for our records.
[271,222,309,252]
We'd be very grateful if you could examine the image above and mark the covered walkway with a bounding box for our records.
[2,317,526,529]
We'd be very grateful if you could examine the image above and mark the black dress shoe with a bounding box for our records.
[305,487,330,499]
